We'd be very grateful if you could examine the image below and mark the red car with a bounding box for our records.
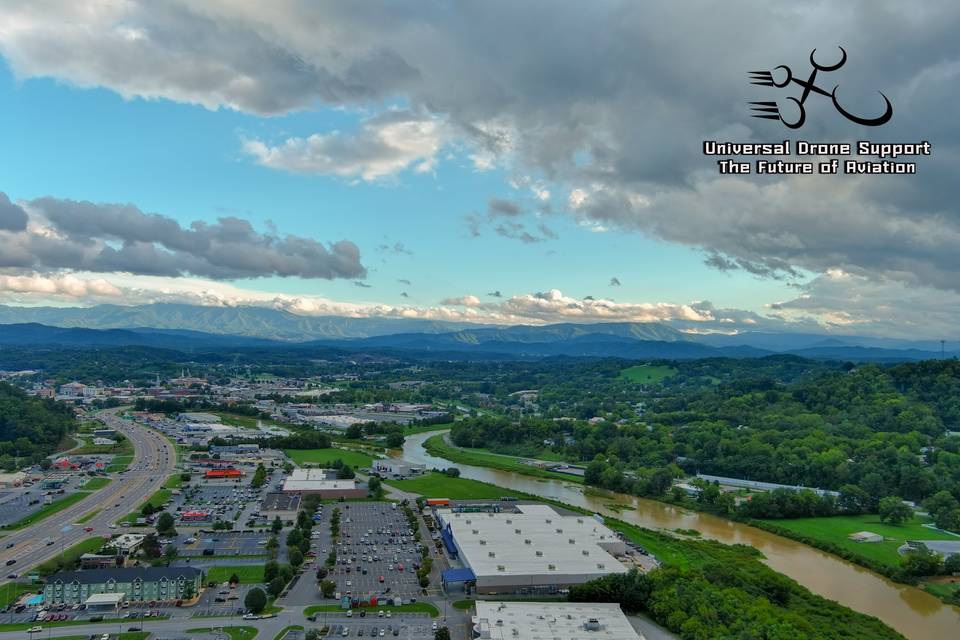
[379,575,385,583]
[83,527,94,532]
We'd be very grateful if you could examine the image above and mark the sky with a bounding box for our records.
[0,1,958,339]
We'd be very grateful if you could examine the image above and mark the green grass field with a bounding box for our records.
[187,626,257,640]
[2,491,92,530]
[214,412,261,429]
[164,474,184,489]
[284,447,374,468]
[304,602,439,617]
[422,435,584,484]
[81,477,111,490]
[759,514,959,568]
[451,599,475,610]
[206,565,265,584]
[34,536,108,576]
[106,454,134,472]
[384,471,520,500]
[0,582,38,608]
[618,364,678,384]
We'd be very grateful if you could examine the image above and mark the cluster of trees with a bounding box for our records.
[0,382,77,469]
[452,361,960,531]
[570,559,902,640]
[922,490,960,531]
[250,463,268,488]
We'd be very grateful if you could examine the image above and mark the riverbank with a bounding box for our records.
[422,433,584,483]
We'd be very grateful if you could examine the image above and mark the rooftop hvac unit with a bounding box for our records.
[506,519,512,524]
[556,528,563,534]
[497,565,505,571]
[597,563,605,569]
[496,620,503,626]
[548,564,556,570]
[545,518,552,523]
[584,618,601,631]
[515,529,521,534]
[479,540,487,545]
[582,550,590,556]
[512,630,518,637]
[488,551,496,557]
[535,551,543,557]
[577,518,584,524]
[472,529,479,534]
[466,519,472,524]
[524,539,532,545]
[569,539,576,544]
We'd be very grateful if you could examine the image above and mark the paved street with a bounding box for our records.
[0,408,177,583]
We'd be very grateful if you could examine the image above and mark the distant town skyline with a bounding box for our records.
[1,2,958,339]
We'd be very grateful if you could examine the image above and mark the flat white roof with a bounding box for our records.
[474,601,644,640]
[85,593,125,606]
[438,504,628,580]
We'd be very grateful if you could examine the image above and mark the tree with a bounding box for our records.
[900,545,944,577]
[336,464,355,480]
[444,466,460,478]
[316,566,328,580]
[320,579,336,598]
[385,431,404,448]
[266,535,279,556]
[286,528,303,547]
[434,627,451,640]
[251,463,267,488]
[229,572,241,585]
[268,576,286,598]
[838,484,870,514]
[264,560,280,582]
[878,496,913,525]
[288,548,304,568]
[944,553,960,575]
[244,587,267,614]
[935,508,960,533]
[272,516,284,534]
[306,630,323,640]
[368,476,382,497]
[346,424,364,440]
[163,544,178,563]
[156,512,176,536]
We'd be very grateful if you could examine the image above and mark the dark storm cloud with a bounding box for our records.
[0,193,28,231]
[0,192,366,280]
[2,1,960,294]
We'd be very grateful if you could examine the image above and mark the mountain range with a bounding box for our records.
[0,304,955,361]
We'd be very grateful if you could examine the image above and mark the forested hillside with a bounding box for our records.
[451,360,960,529]
[0,382,77,469]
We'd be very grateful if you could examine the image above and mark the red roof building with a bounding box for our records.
[205,468,242,479]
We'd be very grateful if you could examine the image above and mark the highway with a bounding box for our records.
[0,407,177,580]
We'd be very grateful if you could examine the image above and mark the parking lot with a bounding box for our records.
[0,477,88,527]
[190,581,257,618]
[325,502,429,601]
[172,529,275,559]
[316,614,437,639]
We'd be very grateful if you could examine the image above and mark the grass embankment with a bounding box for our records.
[757,514,958,569]
[384,471,517,500]
[117,482,176,525]
[164,474,184,489]
[75,509,101,524]
[206,565,265,584]
[284,448,373,468]
[106,455,134,472]
[451,599,474,610]
[186,626,258,640]
[403,422,454,436]
[81,477,112,490]
[304,602,439,617]
[618,363,678,384]
[273,626,304,640]
[422,435,584,484]
[34,537,108,576]
[2,492,92,530]
[0,583,38,608]
[72,438,134,456]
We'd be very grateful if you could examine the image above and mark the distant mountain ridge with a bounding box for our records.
[0,304,955,361]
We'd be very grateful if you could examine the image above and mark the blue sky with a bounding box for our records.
[0,59,794,314]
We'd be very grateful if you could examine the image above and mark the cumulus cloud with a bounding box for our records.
[243,110,447,181]
[0,193,28,231]
[3,2,960,321]
[0,191,365,280]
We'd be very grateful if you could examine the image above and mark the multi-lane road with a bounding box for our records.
[0,408,177,579]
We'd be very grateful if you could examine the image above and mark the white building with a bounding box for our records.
[473,601,644,640]
[437,503,629,594]
[177,412,221,423]
[281,468,366,499]
[372,459,425,478]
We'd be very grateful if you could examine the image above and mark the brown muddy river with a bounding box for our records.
[401,431,959,640]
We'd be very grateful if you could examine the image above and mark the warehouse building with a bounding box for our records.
[371,459,425,478]
[473,601,644,640]
[44,566,203,605]
[281,468,367,499]
[436,503,629,594]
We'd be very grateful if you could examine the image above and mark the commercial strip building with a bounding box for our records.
[262,492,302,521]
[473,601,644,640]
[371,459,425,478]
[435,503,629,594]
[43,566,203,605]
[281,468,367,499]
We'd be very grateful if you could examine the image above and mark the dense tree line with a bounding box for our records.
[0,382,77,469]
[451,361,960,531]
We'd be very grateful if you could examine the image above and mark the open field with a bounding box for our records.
[758,514,959,568]
[385,471,520,500]
[206,565,266,584]
[422,435,584,484]
[0,582,38,608]
[283,447,373,468]
[618,363,678,384]
[2,491,92,530]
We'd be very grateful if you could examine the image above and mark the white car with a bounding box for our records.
[27,629,42,635]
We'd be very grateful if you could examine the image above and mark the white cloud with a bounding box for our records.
[243,111,448,181]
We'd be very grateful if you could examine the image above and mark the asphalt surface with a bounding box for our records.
[0,407,177,580]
